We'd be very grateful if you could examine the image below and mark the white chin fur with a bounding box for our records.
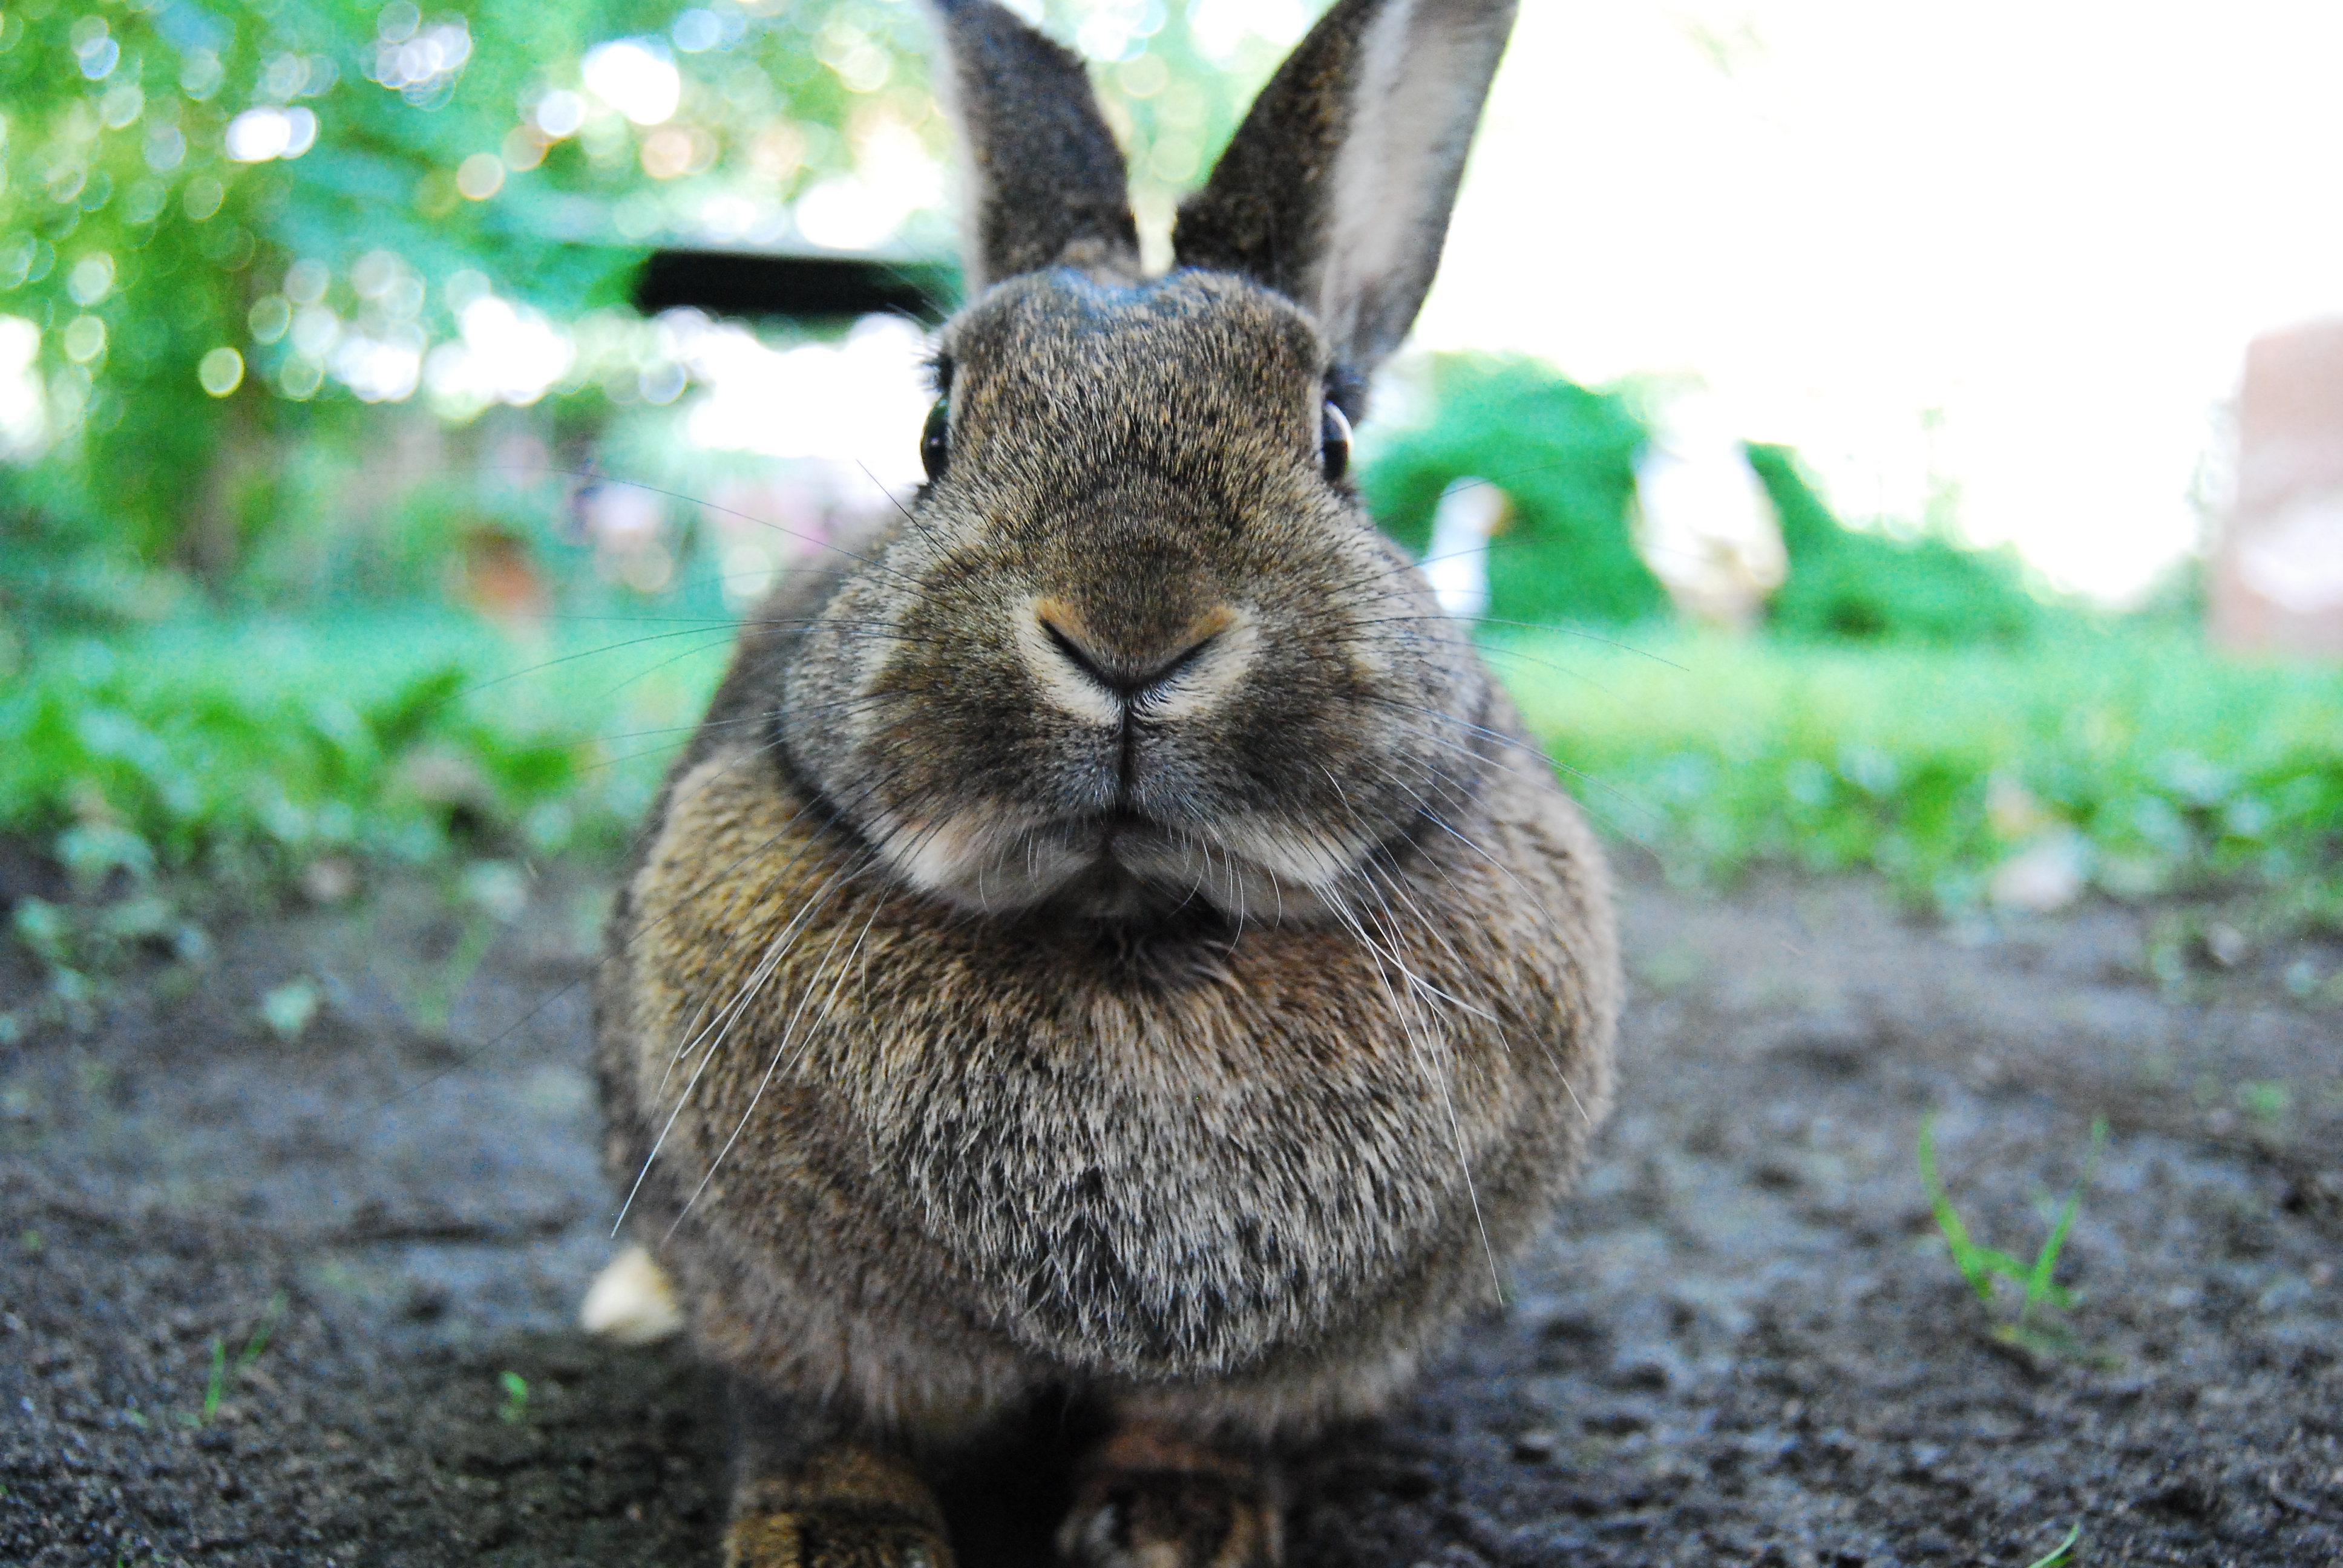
[869,806,1358,922]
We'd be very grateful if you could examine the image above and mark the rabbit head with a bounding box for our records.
[780,0,1521,927]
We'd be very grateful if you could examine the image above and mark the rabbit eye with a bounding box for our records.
[1319,400,1351,483]
[920,397,950,480]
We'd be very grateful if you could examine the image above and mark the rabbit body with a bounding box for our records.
[595,2,1618,1561]
[600,583,1615,1444]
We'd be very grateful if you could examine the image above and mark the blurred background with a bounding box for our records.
[4,0,2342,1033]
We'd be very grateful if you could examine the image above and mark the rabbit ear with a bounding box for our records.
[925,0,1141,293]
[1175,0,1516,380]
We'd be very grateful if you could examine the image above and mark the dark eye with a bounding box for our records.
[1320,400,1351,483]
[920,397,950,480]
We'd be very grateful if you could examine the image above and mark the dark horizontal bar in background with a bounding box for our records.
[633,249,960,322]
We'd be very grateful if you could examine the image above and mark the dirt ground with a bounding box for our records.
[4,850,2339,1567]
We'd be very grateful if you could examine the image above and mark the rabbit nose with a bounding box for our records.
[1044,609,1227,693]
[1030,599,1237,707]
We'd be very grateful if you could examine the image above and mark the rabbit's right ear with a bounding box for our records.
[924,0,1141,294]
[1175,0,1517,385]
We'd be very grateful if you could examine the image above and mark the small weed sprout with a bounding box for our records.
[198,1338,228,1425]
[2235,1080,2291,1123]
[499,1369,529,1424]
[2025,1523,2082,1567]
[1918,1112,2106,1353]
[190,1290,290,1428]
[413,910,497,1036]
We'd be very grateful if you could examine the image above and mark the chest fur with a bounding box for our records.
[618,750,1590,1377]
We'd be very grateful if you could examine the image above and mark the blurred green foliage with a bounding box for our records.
[0,0,1296,622]
[1358,359,2054,643]
[1748,443,2043,644]
[0,609,728,884]
[0,0,745,595]
[1361,354,1667,627]
[1511,627,2343,930]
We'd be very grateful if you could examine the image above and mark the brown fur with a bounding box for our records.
[595,1,1610,1561]
[601,683,1614,1437]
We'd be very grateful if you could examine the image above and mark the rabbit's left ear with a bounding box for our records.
[924,0,1141,293]
[1175,0,1516,382]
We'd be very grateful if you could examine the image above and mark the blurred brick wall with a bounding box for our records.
[2214,319,2343,657]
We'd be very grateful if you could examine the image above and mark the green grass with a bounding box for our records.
[1917,1113,2104,1354]
[4,611,2341,955]
[2025,1523,2083,1568]
[0,609,731,886]
[1509,626,2343,923]
[192,1290,289,1428]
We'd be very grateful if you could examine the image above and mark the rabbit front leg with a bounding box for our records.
[1055,1422,1282,1568]
[726,1383,954,1568]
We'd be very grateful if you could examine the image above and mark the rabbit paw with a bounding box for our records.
[1055,1426,1280,1568]
[726,1449,955,1568]
[723,1508,952,1568]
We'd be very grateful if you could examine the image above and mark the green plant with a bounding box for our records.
[0,610,721,890]
[260,977,320,1040]
[0,0,964,609]
[1746,443,2046,645]
[1510,627,2343,921]
[411,910,497,1036]
[192,1289,289,1426]
[1361,355,1665,626]
[2024,1523,2083,1568]
[1918,1113,2105,1353]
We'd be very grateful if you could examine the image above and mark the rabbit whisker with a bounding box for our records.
[1319,766,1487,1006]
[1324,895,1503,1302]
[1342,852,1496,1027]
[665,874,890,1241]
[1355,613,1687,671]
[1347,764,1601,1132]
[1362,701,1662,834]
[647,750,922,1093]
[855,459,955,556]
[335,747,828,1131]
[617,849,877,1236]
[1359,855,1498,1027]
[502,463,929,593]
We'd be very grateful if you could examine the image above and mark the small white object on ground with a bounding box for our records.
[1988,831,2089,914]
[580,1244,685,1345]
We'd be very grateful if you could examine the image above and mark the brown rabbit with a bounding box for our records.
[595,1,1620,1562]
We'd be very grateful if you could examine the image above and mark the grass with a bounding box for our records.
[0,608,730,886]
[1918,1113,2105,1354]
[4,608,2340,970]
[1510,625,2343,926]
[192,1290,290,1428]
[411,913,500,1037]
[2025,1523,2083,1568]
[499,1370,530,1425]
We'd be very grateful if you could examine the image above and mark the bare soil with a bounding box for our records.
[4,855,2339,1566]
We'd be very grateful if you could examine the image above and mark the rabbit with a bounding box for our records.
[594,0,1620,1563]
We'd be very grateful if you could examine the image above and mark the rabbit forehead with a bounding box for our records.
[942,268,1325,451]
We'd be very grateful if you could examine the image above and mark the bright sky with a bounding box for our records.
[1414,0,2343,601]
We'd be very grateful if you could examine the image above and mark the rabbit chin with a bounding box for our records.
[870,805,1363,924]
